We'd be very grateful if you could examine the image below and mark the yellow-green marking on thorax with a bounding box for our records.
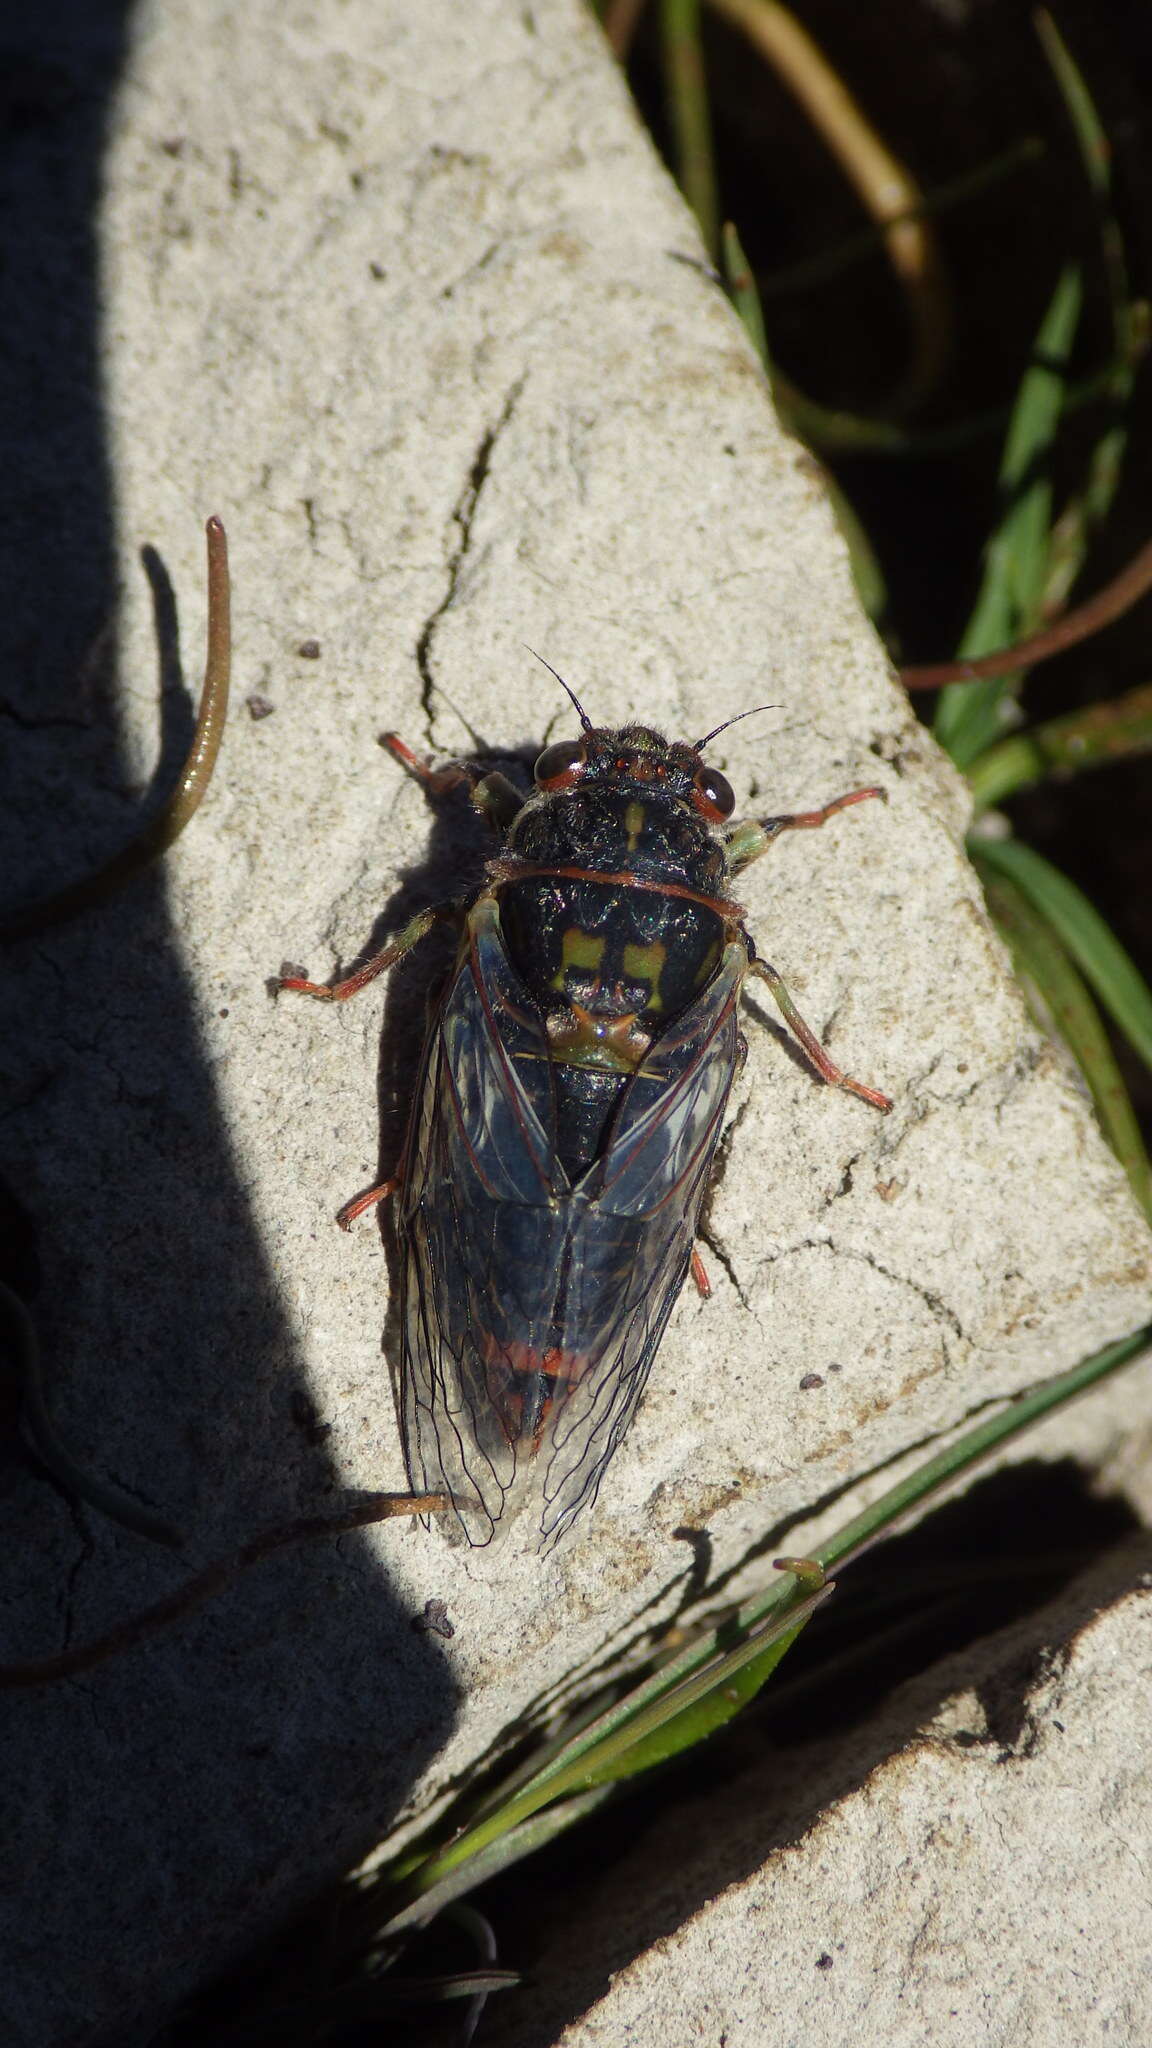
[551,926,606,993]
[621,939,668,1013]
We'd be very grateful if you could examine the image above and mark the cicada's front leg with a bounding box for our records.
[276,723,518,1005]
[276,729,526,1004]
[380,733,525,833]
[725,784,886,875]
[729,783,891,1112]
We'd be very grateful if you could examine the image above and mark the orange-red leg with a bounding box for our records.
[381,732,523,829]
[380,732,476,798]
[275,905,449,1003]
[746,958,891,1112]
[337,1176,400,1231]
[727,786,887,875]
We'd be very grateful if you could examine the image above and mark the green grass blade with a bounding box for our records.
[722,220,886,618]
[966,264,1080,617]
[817,1327,1148,1576]
[378,1790,616,1941]
[722,219,768,367]
[552,1585,830,1785]
[1029,11,1136,618]
[1039,438,1121,619]
[948,21,1143,781]
[757,138,1044,303]
[386,1580,830,1901]
[972,834,1152,1073]
[779,358,1129,458]
[1034,8,1109,198]
[1034,8,1133,366]
[956,18,1139,733]
[661,0,720,260]
[967,682,1152,812]
[381,1325,1149,1921]
[935,266,1082,770]
[976,860,1152,1219]
[822,473,888,621]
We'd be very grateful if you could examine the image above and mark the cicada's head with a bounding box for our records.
[531,722,738,824]
[523,651,774,826]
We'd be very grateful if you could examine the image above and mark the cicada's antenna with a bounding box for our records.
[694,705,778,752]
[524,646,594,732]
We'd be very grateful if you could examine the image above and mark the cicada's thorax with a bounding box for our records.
[495,778,736,1179]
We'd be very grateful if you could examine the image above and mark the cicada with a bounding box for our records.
[278,685,890,1546]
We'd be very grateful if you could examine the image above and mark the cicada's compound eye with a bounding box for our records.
[534,738,588,791]
[692,765,736,821]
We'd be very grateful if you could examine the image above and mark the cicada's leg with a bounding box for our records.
[726,786,886,876]
[746,957,891,1112]
[337,1174,400,1231]
[381,733,524,833]
[690,1246,712,1299]
[274,903,456,1003]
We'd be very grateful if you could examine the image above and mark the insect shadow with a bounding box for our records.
[333,730,540,1395]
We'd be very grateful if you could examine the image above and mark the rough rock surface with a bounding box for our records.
[510,1558,1152,2048]
[1,1,1149,2041]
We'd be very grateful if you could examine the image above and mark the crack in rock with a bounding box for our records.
[840,1241,970,1345]
[754,1234,970,1345]
[414,376,526,724]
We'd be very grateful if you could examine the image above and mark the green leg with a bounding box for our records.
[747,957,891,1111]
[727,785,886,875]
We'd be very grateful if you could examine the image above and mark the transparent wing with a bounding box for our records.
[399,896,563,1542]
[399,898,746,1546]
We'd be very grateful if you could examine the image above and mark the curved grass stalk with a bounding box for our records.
[705,0,950,413]
[972,835,1152,1076]
[976,863,1152,1220]
[2,518,231,942]
[902,538,1152,696]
